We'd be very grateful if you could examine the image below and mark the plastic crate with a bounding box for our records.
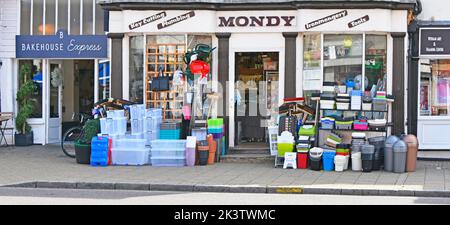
[372,99,387,111]
[111,147,149,165]
[299,125,316,136]
[151,157,186,167]
[321,121,334,129]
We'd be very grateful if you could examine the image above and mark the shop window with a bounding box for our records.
[70,0,81,35]
[145,35,186,121]
[365,35,387,93]
[323,34,363,91]
[303,34,322,106]
[82,0,94,35]
[57,0,68,32]
[18,60,43,118]
[44,0,56,35]
[33,0,44,35]
[420,59,450,117]
[130,36,144,104]
[20,0,31,35]
[98,61,110,100]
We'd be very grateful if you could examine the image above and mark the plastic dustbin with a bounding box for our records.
[384,135,400,172]
[369,136,385,170]
[351,152,362,171]
[393,140,407,173]
[322,151,336,171]
[309,147,323,171]
[297,152,308,169]
[361,145,375,172]
[403,135,419,172]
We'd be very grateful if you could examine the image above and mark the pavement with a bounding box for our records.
[1,145,450,198]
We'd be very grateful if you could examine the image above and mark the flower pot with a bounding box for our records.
[14,132,33,146]
[75,142,91,164]
[198,149,209,166]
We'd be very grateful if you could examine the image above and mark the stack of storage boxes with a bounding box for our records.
[350,90,362,110]
[90,136,111,167]
[208,118,225,156]
[160,122,181,139]
[150,140,187,166]
[130,104,146,139]
[101,110,127,136]
[144,108,162,145]
[336,93,350,110]
[320,117,335,129]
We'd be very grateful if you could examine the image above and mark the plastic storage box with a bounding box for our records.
[159,129,181,139]
[192,128,208,141]
[299,125,316,136]
[335,120,353,130]
[372,98,387,111]
[320,100,335,109]
[151,157,186,167]
[112,147,150,165]
[160,122,181,130]
[320,117,335,129]
[336,102,349,110]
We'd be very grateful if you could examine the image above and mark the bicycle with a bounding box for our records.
[61,112,93,158]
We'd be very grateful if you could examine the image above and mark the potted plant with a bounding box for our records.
[15,64,35,146]
[74,119,99,164]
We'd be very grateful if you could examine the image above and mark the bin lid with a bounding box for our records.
[403,134,418,146]
[368,136,386,143]
[309,147,323,156]
[393,140,407,152]
[384,135,400,147]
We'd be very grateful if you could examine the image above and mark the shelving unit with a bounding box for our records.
[145,43,186,121]
[315,105,391,147]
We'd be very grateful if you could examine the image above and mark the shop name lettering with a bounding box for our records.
[218,16,295,27]
[348,15,369,28]
[21,39,103,55]
[157,11,195,29]
[426,36,445,52]
[305,10,348,29]
[129,12,167,30]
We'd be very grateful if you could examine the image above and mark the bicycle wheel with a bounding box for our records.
[61,126,83,158]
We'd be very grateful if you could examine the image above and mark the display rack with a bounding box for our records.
[145,43,185,121]
[315,104,392,147]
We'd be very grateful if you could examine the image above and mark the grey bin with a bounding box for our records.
[384,135,400,172]
[393,140,408,173]
[361,145,375,172]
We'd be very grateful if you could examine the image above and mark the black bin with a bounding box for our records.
[309,156,322,171]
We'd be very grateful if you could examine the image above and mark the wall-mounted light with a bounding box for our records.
[0,60,3,70]
[38,24,55,35]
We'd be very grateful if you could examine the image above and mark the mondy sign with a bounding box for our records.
[218,16,296,27]
[16,30,107,59]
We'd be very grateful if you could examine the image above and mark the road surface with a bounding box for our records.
[0,187,449,205]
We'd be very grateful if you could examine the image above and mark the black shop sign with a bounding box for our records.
[420,28,450,56]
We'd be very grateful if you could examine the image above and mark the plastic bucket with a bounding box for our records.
[322,151,336,171]
[334,155,346,172]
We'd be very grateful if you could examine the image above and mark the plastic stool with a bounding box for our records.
[283,152,297,169]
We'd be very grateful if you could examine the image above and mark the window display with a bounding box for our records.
[130,36,144,104]
[303,34,321,105]
[18,60,43,118]
[323,34,363,91]
[365,35,387,94]
[420,59,450,116]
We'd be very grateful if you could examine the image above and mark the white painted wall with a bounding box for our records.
[417,0,450,21]
[0,0,17,59]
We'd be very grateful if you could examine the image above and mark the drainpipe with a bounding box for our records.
[406,0,422,135]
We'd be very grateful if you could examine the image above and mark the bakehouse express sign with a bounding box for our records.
[16,30,107,59]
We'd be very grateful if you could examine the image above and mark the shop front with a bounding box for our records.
[9,0,108,145]
[101,0,413,151]
[411,26,450,149]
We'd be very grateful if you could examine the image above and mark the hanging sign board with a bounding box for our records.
[420,28,450,56]
[16,30,108,59]
[305,10,348,30]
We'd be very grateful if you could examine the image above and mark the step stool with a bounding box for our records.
[283,152,297,169]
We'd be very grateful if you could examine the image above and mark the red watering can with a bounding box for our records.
[189,60,210,77]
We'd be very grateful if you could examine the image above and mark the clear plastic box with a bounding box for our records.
[151,148,186,158]
[151,140,187,149]
[111,147,149,166]
[112,117,127,135]
[150,157,186,167]
[131,119,143,134]
[115,138,146,149]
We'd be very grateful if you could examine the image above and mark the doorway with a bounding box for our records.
[45,60,95,143]
[234,52,279,147]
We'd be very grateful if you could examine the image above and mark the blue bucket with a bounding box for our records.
[322,151,336,171]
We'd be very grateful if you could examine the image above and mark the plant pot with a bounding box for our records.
[75,142,91,164]
[198,149,209,166]
[14,132,33,146]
